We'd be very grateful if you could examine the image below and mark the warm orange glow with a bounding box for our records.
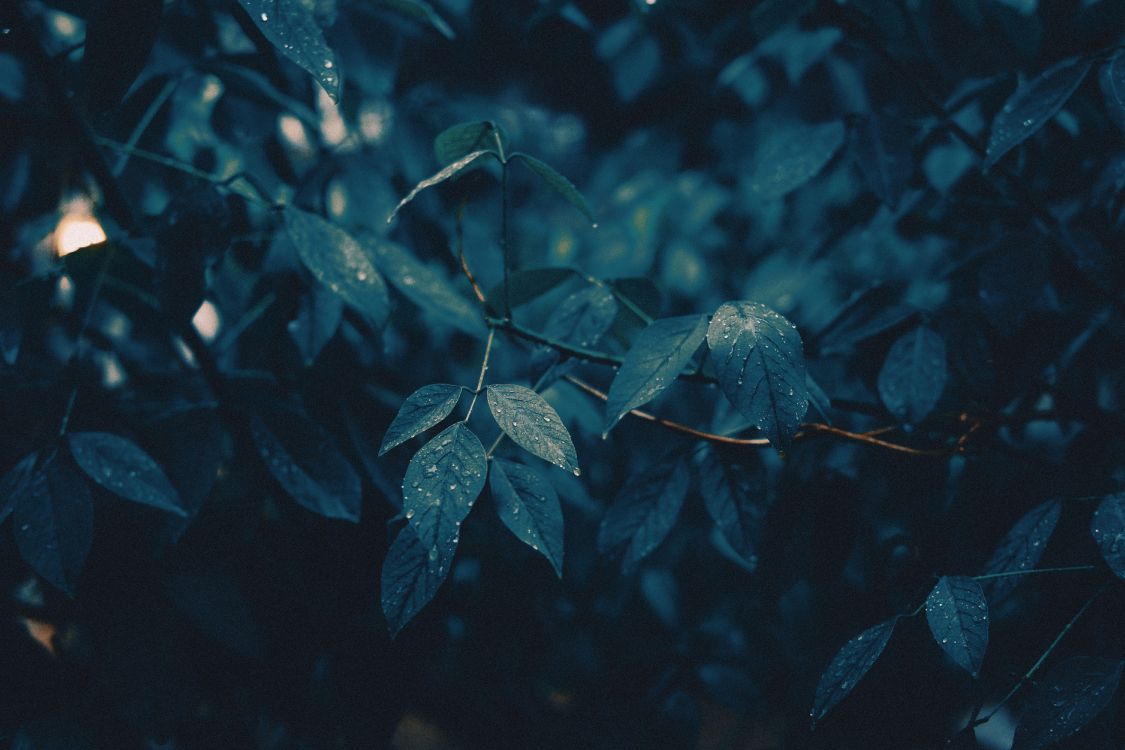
[55,215,107,256]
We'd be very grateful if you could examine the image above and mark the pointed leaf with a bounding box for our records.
[369,239,486,338]
[489,458,564,577]
[1012,657,1123,750]
[605,314,707,433]
[402,423,487,565]
[512,152,595,224]
[1090,492,1125,579]
[380,384,464,455]
[984,57,1091,169]
[1099,51,1125,133]
[377,0,455,39]
[0,452,38,526]
[284,207,390,328]
[852,111,913,209]
[748,120,844,199]
[14,458,94,596]
[697,447,767,565]
[980,501,1061,601]
[541,285,618,348]
[877,326,948,424]
[237,0,340,101]
[925,576,989,677]
[67,432,184,515]
[486,385,578,475]
[434,120,506,165]
[810,619,896,727]
[388,150,496,223]
[288,285,343,366]
[381,524,453,638]
[706,301,808,448]
[597,458,689,573]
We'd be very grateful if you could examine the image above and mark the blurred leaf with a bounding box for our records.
[434,120,506,165]
[381,523,451,637]
[0,452,37,526]
[851,111,913,209]
[370,239,486,337]
[810,619,896,728]
[597,18,660,102]
[288,286,344,366]
[1090,493,1125,579]
[388,150,496,222]
[485,267,575,316]
[1012,657,1123,750]
[489,458,564,577]
[1099,51,1125,133]
[597,457,689,573]
[237,0,341,101]
[82,0,163,113]
[377,0,455,39]
[757,26,841,84]
[748,120,844,199]
[379,384,464,455]
[980,501,1061,601]
[14,457,94,596]
[925,576,989,677]
[697,447,767,565]
[877,326,948,424]
[512,153,595,224]
[486,384,578,475]
[68,432,185,516]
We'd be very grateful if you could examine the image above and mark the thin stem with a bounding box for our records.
[463,327,496,422]
[500,160,511,320]
[457,200,487,304]
[112,74,181,177]
[972,565,1099,582]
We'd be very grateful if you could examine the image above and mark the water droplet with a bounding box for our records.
[428,546,439,562]
[324,59,334,69]
[260,12,269,21]
[405,509,415,519]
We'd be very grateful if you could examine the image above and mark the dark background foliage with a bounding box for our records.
[3,0,1125,748]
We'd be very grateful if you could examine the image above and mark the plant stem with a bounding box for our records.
[112,73,181,177]
[972,565,1099,582]
[463,327,496,422]
[500,159,511,320]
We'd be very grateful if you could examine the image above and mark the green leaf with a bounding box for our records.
[541,285,618,349]
[484,267,575,316]
[697,446,767,566]
[402,423,487,566]
[876,326,948,424]
[1012,657,1123,750]
[984,57,1091,169]
[67,432,184,516]
[1091,493,1125,579]
[605,314,707,433]
[434,120,507,165]
[376,0,455,39]
[810,619,896,728]
[489,458,565,577]
[748,120,844,199]
[511,152,596,224]
[237,0,341,102]
[597,457,689,573]
[381,523,453,638]
[706,301,809,449]
[1100,51,1125,133]
[284,207,390,328]
[388,150,497,223]
[369,239,486,338]
[379,384,464,455]
[13,457,94,596]
[486,385,579,475]
[924,576,989,677]
[980,501,1061,602]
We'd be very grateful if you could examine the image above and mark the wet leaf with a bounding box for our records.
[512,152,596,224]
[980,501,1061,601]
[748,120,844,199]
[541,285,618,349]
[925,576,989,677]
[379,384,464,456]
[810,619,896,728]
[237,0,340,101]
[68,432,184,515]
[1012,657,1123,750]
[13,458,94,597]
[597,457,689,573]
[388,150,496,223]
[877,326,948,424]
[489,458,564,577]
[369,239,486,338]
[288,286,343,366]
[1090,492,1125,579]
[697,447,767,565]
[486,385,578,475]
[381,523,452,637]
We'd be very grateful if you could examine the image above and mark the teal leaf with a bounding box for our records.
[379,384,464,456]
[748,120,844,199]
[237,0,340,102]
[381,523,453,638]
[1091,493,1125,579]
[541,285,618,348]
[697,447,767,565]
[402,423,487,566]
[376,0,455,39]
[810,619,897,728]
[284,207,390,328]
[484,267,575,316]
[980,501,1061,602]
[0,452,38,526]
[706,301,809,448]
[369,239,486,338]
[597,457,689,573]
[1012,657,1123,750]
[486,385,579,475]
[67,432,184,516]
[984,57,1091,170]
[388,150,496,223]
[489,458,565,577]
[288,286,343,366]
[511,152,596,224]
[1100,51,1125,133]
[851,111,913,209]
[925,576,989,677]
[605,314,707,433]
[434,120,507,165]
[877,326,948,424]
[13,457,94,596]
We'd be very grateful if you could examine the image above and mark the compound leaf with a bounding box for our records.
[380,384,464,456]
[489,458,564,577]
[68,432,184,516]
[925,576,989,677]
[486,385,578,475]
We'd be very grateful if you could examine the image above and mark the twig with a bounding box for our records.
[463,327,496,422]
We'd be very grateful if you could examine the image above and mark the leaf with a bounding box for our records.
[379,384,464,455]
[381,523,452,637]
[1100,51,1125,133]
[810,619,897,728]
[288,285,343,366]
[597,458,689,573]
[402,423,487,565]
[486,385,579,475]
[284,207,390,328]
[0,452,38,526]
[369,239,486,337]
[851,111,913,209]
[1012,657,1123,750]
[489,458,565,577]
[13,458,94,596]
[511,153,596,224]
[980,501,1061,601]
[237,0,341,102]
[925,576,989,677]
[984,57,1091,169]
[434,120,506,165]
[377,0,455,39]
[541,285,618,348]
[706,301,809,448]
[604,314,708,433]
[697,447,767,565]
[1090,493,1125,579]
[250,409,362,522]
[82,0,163,113]
[876,326,948,424]
[67,432,184,516]
[484,267,575,315]
[748,120,845,199]
[388,150,496,223]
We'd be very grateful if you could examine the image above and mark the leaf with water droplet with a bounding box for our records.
[486,384,578,475]
[747,119,844,199]
[983,56,1091,170]
[706,301,808,449]
[810,618,896,728]
[1090,492,1125,579]
[1012,656,1123,750]
[381,523,453,637]
[539,285,618,357]
[67,432,184,515]
[511,152,596,225]
[980,501,1061,603]
[697,445,768,565]
[380,384,464,455]
[605,314,707,434]
[388,150,497,223]
[13,456,94,597]
[877,326,947,424]
[237,0,340,101]
[597,456,689,574]
[489,458,564,577]
[925,576,988,677]
[434,120,507,165]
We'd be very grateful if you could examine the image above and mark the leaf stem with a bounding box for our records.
[500,159,511,320]
[972,565,1099,582]
[463,327,496,422]
[112,73,182,177]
